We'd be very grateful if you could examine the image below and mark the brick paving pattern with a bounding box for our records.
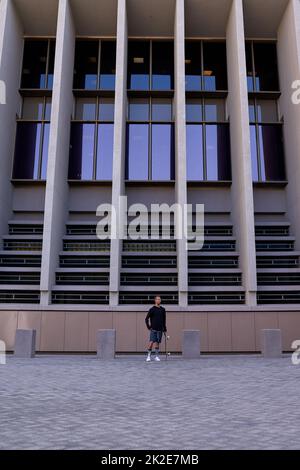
[0,354,299,450]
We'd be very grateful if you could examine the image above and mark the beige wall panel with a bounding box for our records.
[40,311,66,351]
[208,313,232,352]
[278,312,300,351]
[64,312,89,352]
[231,312,255,352]
[113,312,137,352]
[0,311,18,350]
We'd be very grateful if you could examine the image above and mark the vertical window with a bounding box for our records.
[13,98,51,180]
[185,42,202,91]
[99,41,116,90]
[127,41,150,90]
[185,41,228,92]
[69,98,114,180]
[21,40,55,89]
[73,40,116,90]
[127,40,174,91]
[203,42,228,91]
[186,99,231,181]
[126,99,174,181]
[152,42,174,91]
[246,42,280,92]
[249,99,285,182]
[73,41,98,89]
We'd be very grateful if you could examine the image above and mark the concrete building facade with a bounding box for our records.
[0,0,300,353]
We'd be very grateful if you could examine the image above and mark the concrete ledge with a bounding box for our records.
[14,329,36,358]
[182,330,201,359]
[261,329,282,358]
[97,329,116,360]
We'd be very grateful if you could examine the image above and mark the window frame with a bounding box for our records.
[186,98,231,182]
[127,39,174,92]
[12,97,51,180]
[69,97,115,181]
[185,40,228,92]
[126,97,175,181]
[73,39,117,91]
[249,98,286,182]
[21,38,55,90]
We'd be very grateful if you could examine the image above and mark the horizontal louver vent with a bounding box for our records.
[56,272,109,285]
[0,291,40,303]
[52,291,109,304]
[119,292,178,305]
[121,273,177,286]
[189,273,242,286]
[189,293,245,305]
[60,255,110,268]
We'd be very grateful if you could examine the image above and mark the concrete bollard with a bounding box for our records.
[182,330,201,359]
[14,329,36,358]
[261,329,282,358]
[97,329,116,360]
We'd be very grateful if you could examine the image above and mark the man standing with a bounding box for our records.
[145,296,167,362]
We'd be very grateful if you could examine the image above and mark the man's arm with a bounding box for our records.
[145,309,152,330]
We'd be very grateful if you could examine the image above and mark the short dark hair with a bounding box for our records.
[154,295,161,300]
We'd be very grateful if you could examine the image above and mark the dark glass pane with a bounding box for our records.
[249,99,256,122]
[99,98,115,121]
[245,42,254,92]
[21,40,48,89]
[185,41,202,91]
[203,42,228,91]
[250,125,259,181]
[129,99,149,121]
[47,40,56,89]
[13,123,42,179]
[99,41,116,90]
[253,43,280,91]
[152,42,174,90]
[128,41,150,90]
[256,100,278,122]
[151,124,173,180]
[96,124,114,180]
[75,98,97,120]
[205,124,231,181]
[205,99,226,121]
[259,125,285,181]
[45,99,52,120]
[69,123,95,180]
[73,41,99,90]
[41,123,50,179]
[186,100,202,122]
[186,124,204,181]
[152,99,172,121]
[22,98,44,120]
[126,124,149,180]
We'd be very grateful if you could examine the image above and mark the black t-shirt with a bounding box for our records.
[145,306,167,332]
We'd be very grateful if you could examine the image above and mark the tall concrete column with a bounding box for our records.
[226,0,257,306]
[0,0,23,248]
[109,0,128,306]
[174,0,188,308]
[277,0,300,250]
[40,0,75,305]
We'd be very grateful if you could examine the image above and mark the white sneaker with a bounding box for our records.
[154,356,161,362]
[146,354,151,362]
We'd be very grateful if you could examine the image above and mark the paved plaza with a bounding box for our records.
[0,354,299,450]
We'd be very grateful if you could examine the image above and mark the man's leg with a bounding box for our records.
[154,339,161,361]
[146,341,154,361]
